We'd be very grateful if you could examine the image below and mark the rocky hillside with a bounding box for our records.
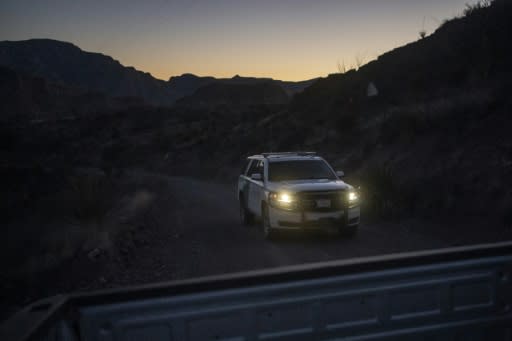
[293,0,512,116]
[0,39,180,106]
[167,73,217,98]
[168,73,317,101]
[175,80,290,107]
[0,66,147,123]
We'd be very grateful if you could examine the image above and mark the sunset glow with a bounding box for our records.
[0,0,480,81]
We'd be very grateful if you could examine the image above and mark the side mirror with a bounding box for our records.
[336,170,345,178]
[251,173,262,181]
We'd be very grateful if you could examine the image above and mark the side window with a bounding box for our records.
[256,160,264,177]
[246,160,259,177]
[240,159,251,175]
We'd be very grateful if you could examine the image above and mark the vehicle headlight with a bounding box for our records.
[279,193,293,203]
[347,191,359,205]
[269,192,296,209]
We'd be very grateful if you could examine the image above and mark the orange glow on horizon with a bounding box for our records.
[1,0,481,82]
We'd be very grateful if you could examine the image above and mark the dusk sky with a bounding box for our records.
[1,0,479,81]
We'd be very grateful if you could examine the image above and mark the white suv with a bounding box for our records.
[238,152,360,238]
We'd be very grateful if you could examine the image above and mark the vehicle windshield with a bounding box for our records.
[268,160,337,181]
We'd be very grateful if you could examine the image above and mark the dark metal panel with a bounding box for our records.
[77,255,512,340]
[2,241,512,341]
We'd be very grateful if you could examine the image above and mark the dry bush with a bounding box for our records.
[152,127,175,152]
[68,172,114,225]
[335,110,360,134]
[378,90,492,145]
[359,165,405,219]
[463,0,493,16]
[379,109,428,144]
[336,60,355,74]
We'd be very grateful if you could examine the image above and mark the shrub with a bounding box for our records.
[379,109,428,144]
[101,140,133,173]
[152,127,175,152]
[463,0,492,17]
[360,165,403,218]
[334,110,359,134]
[68,173,113,224]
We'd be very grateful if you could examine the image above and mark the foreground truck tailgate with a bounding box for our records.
[2,241,512,341]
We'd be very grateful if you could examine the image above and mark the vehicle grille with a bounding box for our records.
[297,190,347,212]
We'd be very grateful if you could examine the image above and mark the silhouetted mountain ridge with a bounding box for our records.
[0,65,145,122]
[176,81,290,107]
[0,39,317,107]
[168,73,318,100]
[0,39,179,106]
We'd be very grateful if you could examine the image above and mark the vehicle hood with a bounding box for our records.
[266,179,352,193]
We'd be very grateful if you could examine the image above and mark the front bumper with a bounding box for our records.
[268,206,360,230]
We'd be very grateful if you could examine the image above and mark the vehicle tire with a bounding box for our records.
[261,205,275,240]
[240,197,254,226]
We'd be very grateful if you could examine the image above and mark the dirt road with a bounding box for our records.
[5,172,510,321]
[104,174,449,286]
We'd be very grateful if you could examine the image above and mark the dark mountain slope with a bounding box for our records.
[0,40,318,108]
[0,39,179,106]
[0,66,144,122]
[168,73,318,100]
[167,73,216,98]
[176,81,289,107]
[292,0,512,116]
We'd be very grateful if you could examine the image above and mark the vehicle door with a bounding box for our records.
[247,159,264,216]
